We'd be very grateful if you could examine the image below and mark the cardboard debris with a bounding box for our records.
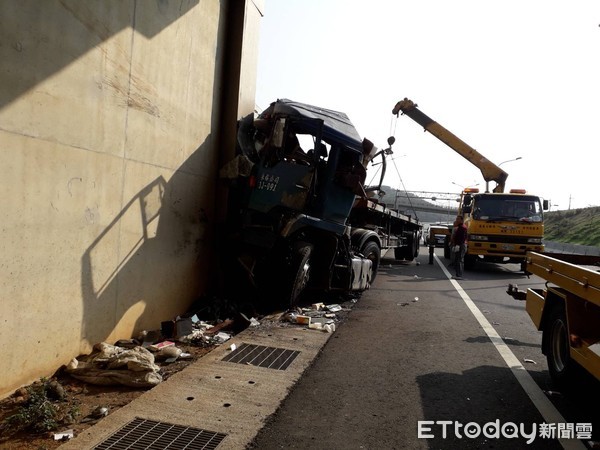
[149,341,175,351]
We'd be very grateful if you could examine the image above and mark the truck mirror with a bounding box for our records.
[543,199,549,211]
[272,118,285,148]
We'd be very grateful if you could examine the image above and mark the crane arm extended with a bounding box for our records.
[392,98,508,193]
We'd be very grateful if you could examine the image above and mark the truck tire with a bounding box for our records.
[393,232,417,261]
[545,304,577,387]
[361,240,381,283]
[288,242,313,307]
[413,232,420,258]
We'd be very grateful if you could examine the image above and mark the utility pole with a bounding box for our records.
[568,195,572,210]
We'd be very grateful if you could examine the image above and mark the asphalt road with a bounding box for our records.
[249,246,600,450]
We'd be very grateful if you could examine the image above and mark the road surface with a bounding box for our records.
[250,245,599,449]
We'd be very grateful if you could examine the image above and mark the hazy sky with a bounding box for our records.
[255,0,600,211]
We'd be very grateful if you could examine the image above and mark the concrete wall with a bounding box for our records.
[0,0,263,398]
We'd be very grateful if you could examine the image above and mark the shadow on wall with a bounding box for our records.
[0,0,198,109]
[80,138,213,348]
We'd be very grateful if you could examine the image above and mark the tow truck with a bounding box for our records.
[507,252,600,386]
[392,98,548,270]
[221,99,421,306]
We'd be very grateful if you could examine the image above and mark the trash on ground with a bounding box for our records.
[295,315,311,325]
[81,406,109,423]
[149,341,175,351]
[65,343,162,388]
[325,304,342,312]
[544,390,563,398]
[156,346,182,360]
[214,332,231,343]
[524,358,537,364]
[230,343,237,351]
[53,429,74,441]
[413,297,419,302]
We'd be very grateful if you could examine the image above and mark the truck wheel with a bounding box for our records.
[288,242,313,307]
[403,232,416,261]
[413,232,420,258]
[464,254,476,270]
[545,305,576,387]
[361,240,381,283]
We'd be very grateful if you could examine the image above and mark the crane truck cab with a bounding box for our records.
[458,187,547,269]
[393,98,548,271]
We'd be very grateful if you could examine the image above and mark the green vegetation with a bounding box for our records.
[545,207,600,247]
[2,378,80,435]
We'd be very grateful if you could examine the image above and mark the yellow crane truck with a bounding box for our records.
[392,98,548,271]
[507,252,600,386]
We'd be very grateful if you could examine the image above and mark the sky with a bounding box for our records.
[255,0,600,211]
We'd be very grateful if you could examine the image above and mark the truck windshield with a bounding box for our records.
[472,195,543,222]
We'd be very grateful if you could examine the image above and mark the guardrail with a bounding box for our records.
[543,241,600,256]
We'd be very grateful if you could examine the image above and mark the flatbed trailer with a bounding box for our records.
[507,251,600,386]
[349,197,421,260]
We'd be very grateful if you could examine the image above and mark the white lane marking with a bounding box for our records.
[434,254,586,450]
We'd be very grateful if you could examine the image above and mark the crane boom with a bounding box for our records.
[393,98,508,193]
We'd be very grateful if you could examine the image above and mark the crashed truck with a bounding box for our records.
[220,99,422,307]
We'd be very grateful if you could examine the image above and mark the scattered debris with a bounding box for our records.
[80,406,109,423]
[53,429,74,441]
[523,358,537,364]
[413,297,419,302]
[149,341,175,351]
[399,302,410,307]
[325,304,342,312]
[65,343,162,388]
[492,321,500,326]
[214,332,232,343]
[544,390,563,398]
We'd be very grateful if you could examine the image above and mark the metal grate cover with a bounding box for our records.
[222,343,300,370]
[94,417,227,450]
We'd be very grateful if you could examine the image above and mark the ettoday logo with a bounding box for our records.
[418,420,592,444]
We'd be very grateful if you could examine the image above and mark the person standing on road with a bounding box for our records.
[451,215,468,279]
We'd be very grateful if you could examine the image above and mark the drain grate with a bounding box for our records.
[94,417,227,450]
[222,343,300,370]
